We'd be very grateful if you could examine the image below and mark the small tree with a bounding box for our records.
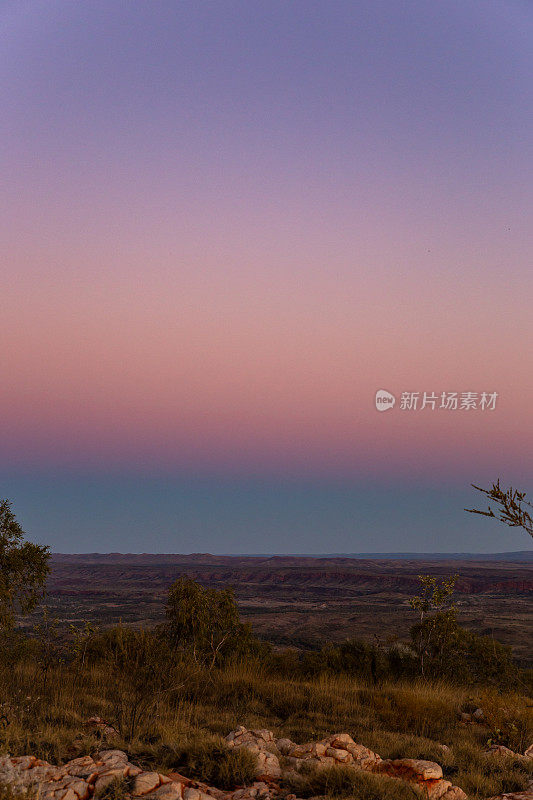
[408,574,457,678]
[165,577,252,668]
[466,480,533,538]
[103,626,176,742]
[0,499,50,630]
[32,606,63,691]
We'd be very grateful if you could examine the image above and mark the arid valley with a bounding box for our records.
[44,553,533,666]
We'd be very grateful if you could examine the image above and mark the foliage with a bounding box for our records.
[408,574,457,678]
[466,479,533,538]
[165,577,254,667]
[0,499,50,630]
[69,620,98,666]
[407,574,518,686]
[85,626,181,741]
[306,639,391,683]
[32,607,64,690]
[410,616,518,688]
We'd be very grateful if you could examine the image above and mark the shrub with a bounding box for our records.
[287,764,422,799]
[168,735,257,789]
[410,618,519,688]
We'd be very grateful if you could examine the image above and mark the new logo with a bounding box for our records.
[375,389,396,411]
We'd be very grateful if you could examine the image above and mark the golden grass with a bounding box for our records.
[0,660,531,799]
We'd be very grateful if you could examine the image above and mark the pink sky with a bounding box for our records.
[1,0,532,489]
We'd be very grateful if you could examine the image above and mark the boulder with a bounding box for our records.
[487,745,517,758]
[225,728,281,780]
[133,772,162,796]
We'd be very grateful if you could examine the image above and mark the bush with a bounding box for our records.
[410,618,519,688]
[82,626,179,741]
[287,764,422,799]
[168,736,257,789]
[312,639,389,682]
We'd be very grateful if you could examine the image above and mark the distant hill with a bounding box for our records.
[51,551,533,563]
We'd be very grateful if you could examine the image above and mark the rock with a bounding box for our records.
[485,794,533,800]
[256,751,281,780]
[226,727,281,779]
[94,775,121,795]
[275,739,294,756]
[0,752,185,800]
[182,790,212,800]
[375,758,443,781]
[83,717,119,740]
[486,745,516,758]
[182,790,202,800]
[373,757,467,800]
[99,750,129,763]
[473,708,485,722]
[231,782,271,799]
[439,787,469,800]
[331,734,356,747]
[133,772,162,796]
[398,759,444,780]
[324,747,352,763]
[146,783,182,800]
[525,745,533,759]
[0,725,479,800]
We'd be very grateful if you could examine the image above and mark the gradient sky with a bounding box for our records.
[1,0,532,553]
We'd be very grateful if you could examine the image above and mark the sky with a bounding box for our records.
[1,0,532,553]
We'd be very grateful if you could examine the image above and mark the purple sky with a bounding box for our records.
[1,1,532,552]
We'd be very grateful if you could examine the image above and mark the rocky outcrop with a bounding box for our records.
[485,744,533,761]
[373,759,467,799]
[0,750,200,800]
[225,728,466,799]
[225,728,281,780]
[1,729,530,800]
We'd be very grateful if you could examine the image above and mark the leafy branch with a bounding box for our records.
[465,480,533,538]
